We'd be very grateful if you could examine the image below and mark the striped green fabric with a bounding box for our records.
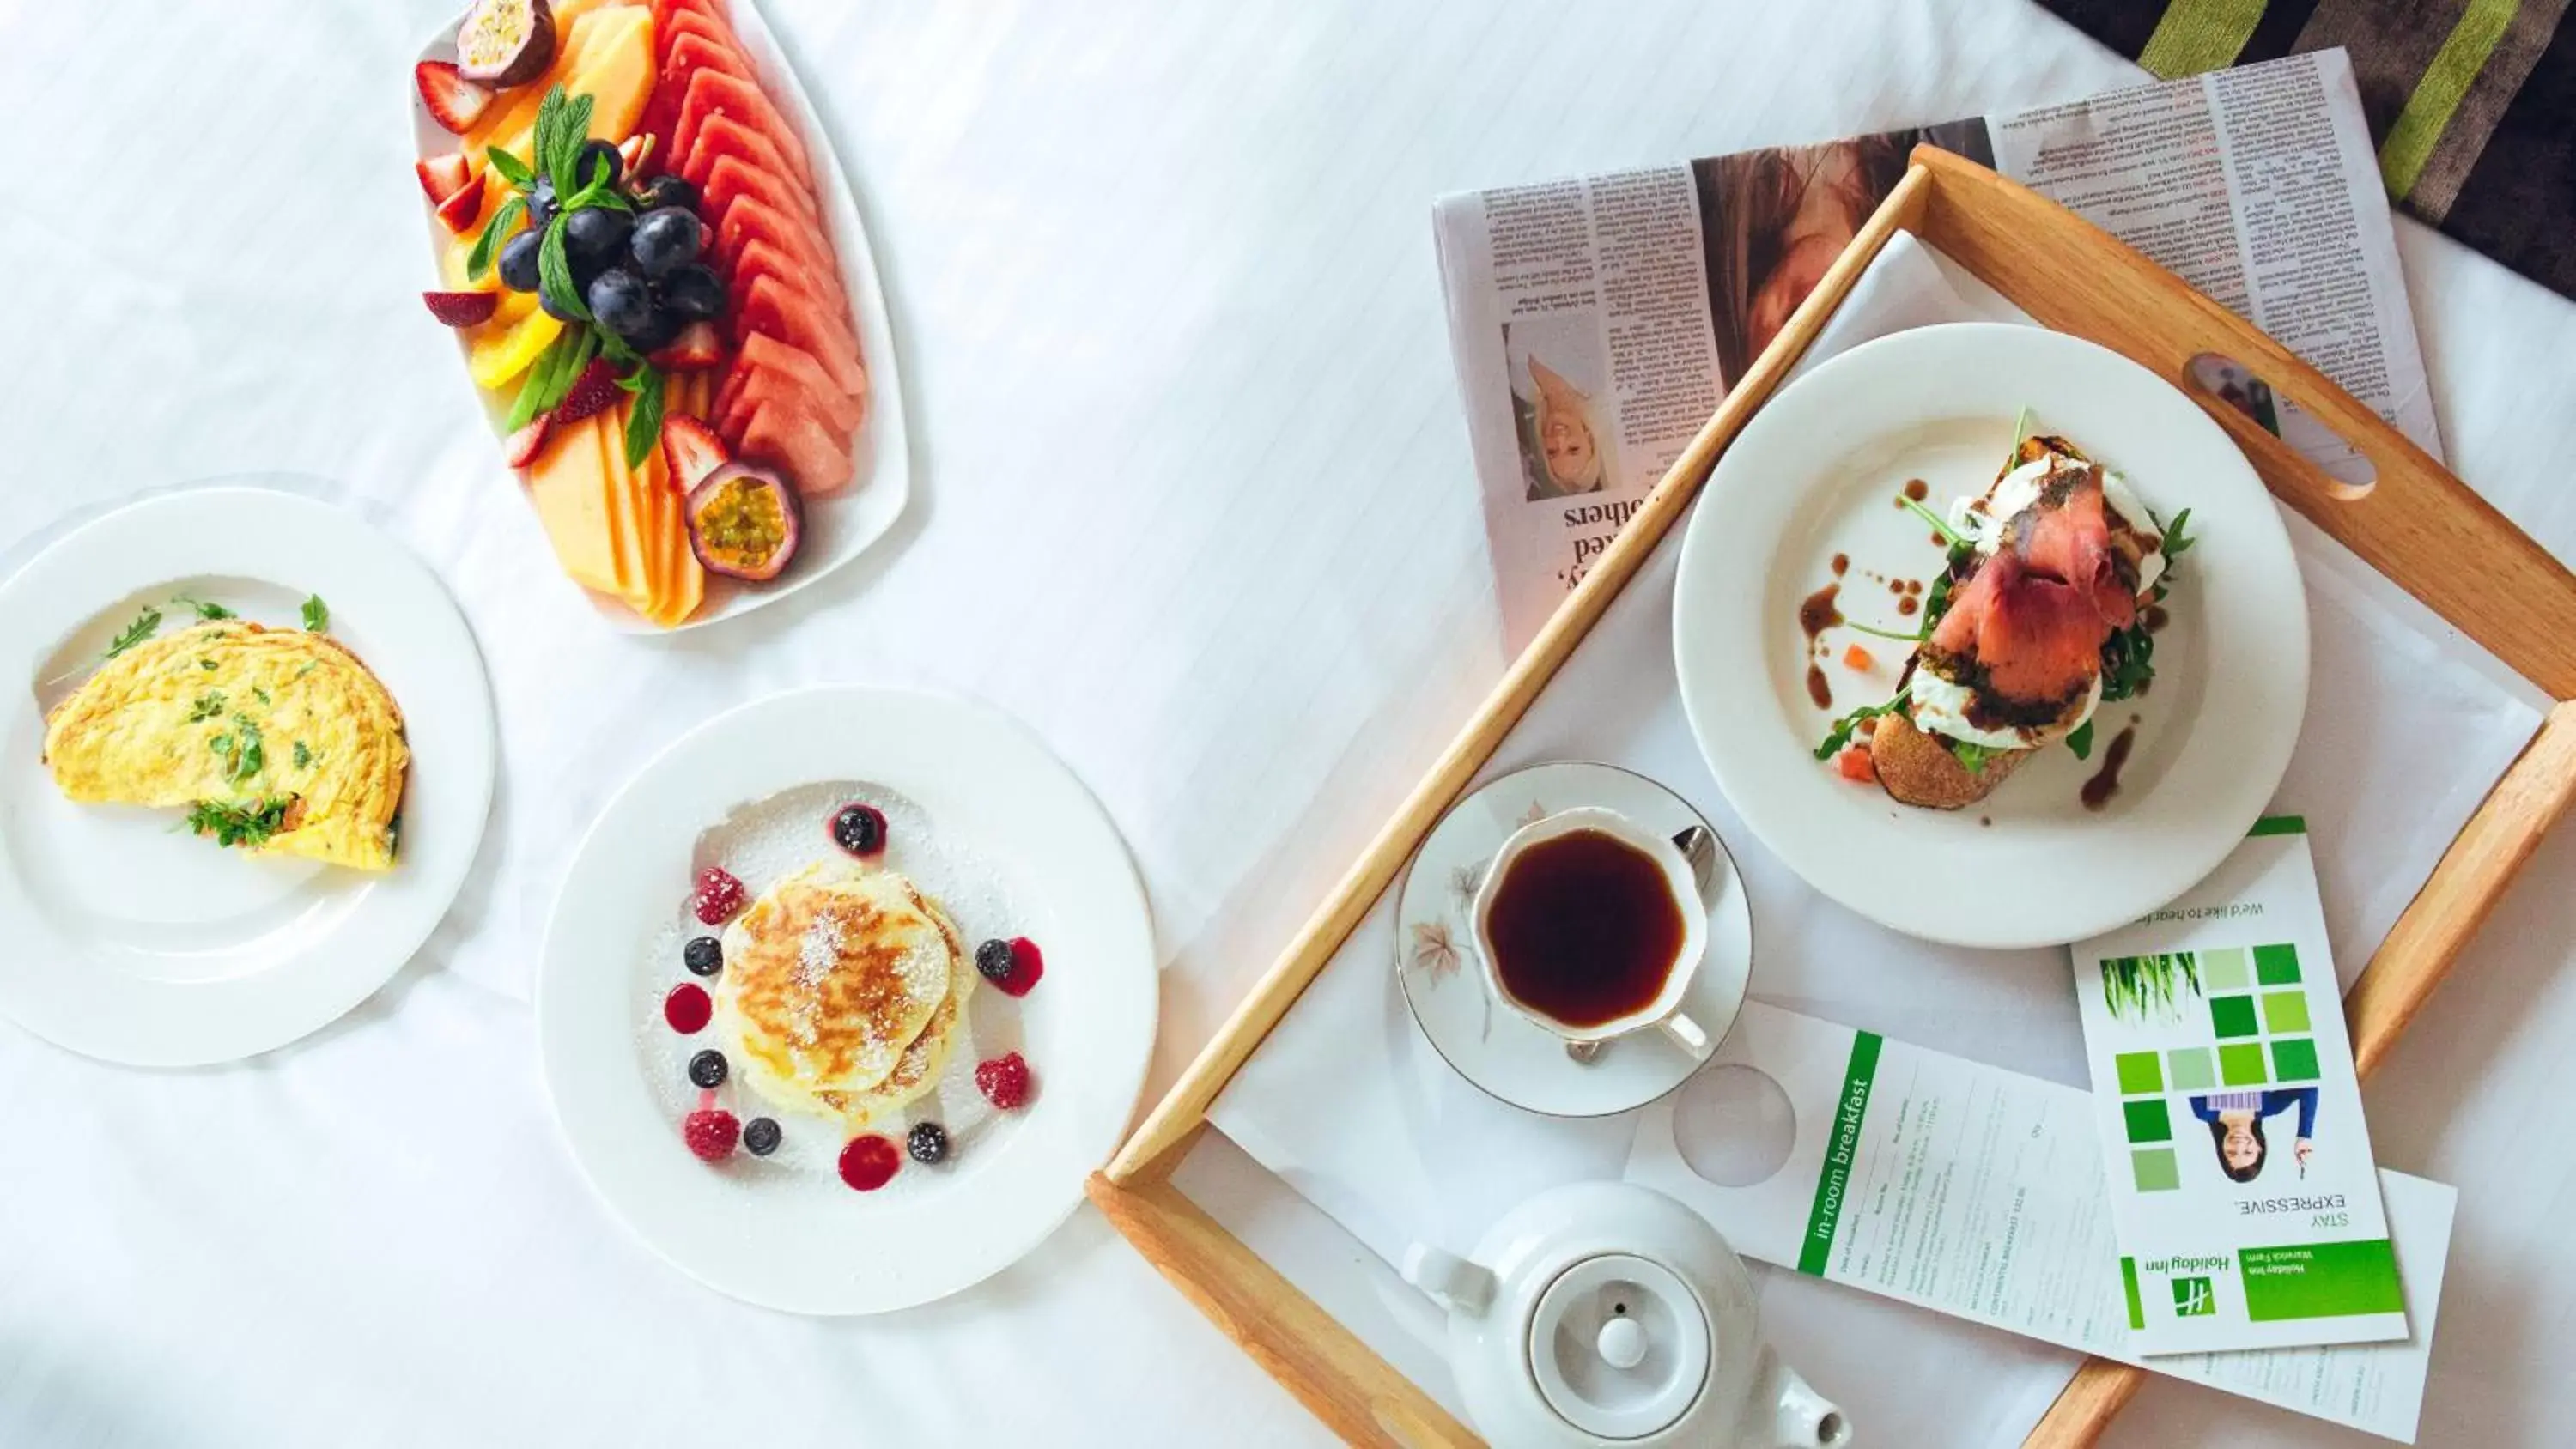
[2036,0,2576,299]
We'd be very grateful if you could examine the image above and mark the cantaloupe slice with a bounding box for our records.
[468,6,655,179]
[527,410,621,597]
[459,1,629,160]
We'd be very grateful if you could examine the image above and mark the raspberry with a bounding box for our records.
[838,1135,901,1191]
[664,982,712,1034]
[683,1109,739,1161]
[690,866,747,925]
[975,1052,1034,1111]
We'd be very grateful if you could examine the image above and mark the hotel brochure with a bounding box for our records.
[1624,1001,2452,1442]
[2069,819,2407,1355]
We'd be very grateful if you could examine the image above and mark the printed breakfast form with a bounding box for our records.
[2070,820,2406,1355]
[1625,1003,2453,1442]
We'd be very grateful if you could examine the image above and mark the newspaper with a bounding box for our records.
[1432,49,2440,648]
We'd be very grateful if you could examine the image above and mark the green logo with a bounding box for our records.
[2172,1276,2216,1317]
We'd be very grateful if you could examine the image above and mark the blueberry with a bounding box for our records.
[586,267,655,339]
[627,308,682,354]
[906,1121,949,1165]
[629,206,703,279]
[683,936,723,976]
[525,177,558,230]
[830,803,886,856]
[975,939,1016,985]
[539,285,586,323]
[659,264,726,323]
[742,1117,782,1157]
[497,229,544,293]
[636,173,701,215]
[564,205,633,270]
[687,1049,728,1088]
[572,138,623,191]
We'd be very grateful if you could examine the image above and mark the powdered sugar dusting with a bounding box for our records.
[633,781,1043,1203]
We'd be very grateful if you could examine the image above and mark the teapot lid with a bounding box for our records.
[1527,1253,1710,1440]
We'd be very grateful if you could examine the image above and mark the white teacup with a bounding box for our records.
[1469,806,1714,1058]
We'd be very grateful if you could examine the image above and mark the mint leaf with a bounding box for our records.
[537,214,589,322]
[486,146,535,190]
[466,195,526,281]
[623,365,665,470]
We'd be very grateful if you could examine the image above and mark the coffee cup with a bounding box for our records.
[1469,806,1712,1058]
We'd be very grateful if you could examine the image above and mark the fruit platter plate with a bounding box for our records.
[537,686,1158,1313]
[410,0,908,633]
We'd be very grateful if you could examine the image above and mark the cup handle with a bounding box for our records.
[1660,1010,1713,1059]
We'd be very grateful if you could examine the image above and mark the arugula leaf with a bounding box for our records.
[466,195,526,281]
[2162,506,2194,558]
[292,741,313,770]
[301,594,330,633]
[172,595,235,620]
[1950,739,2004,775]
[2099,621,2155,702]
[210,716,264,784]
[1814,696,1905,761]
[1903,494,1966,548]
[2066,719,2095,761]
[106,604,163,659]
[623,364,665,469]
[486,146,535,190]
[184,797,293,850]
[2002,405,2033,475]
[538,213,589,322]
[187,691,226,723]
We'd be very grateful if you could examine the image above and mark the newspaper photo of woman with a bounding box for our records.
[1503,317,1618,500]
[2190,1087,2319,1183]
[1695,121,1992,382]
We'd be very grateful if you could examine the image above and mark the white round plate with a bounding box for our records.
[1397,761,1752,1119]
[0,487,497,1065]
[410,0,911,633]
[1673,324,2308,949]
[537,686,1157,1314]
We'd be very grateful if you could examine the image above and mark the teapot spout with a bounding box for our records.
[1766,1361,1851,1448]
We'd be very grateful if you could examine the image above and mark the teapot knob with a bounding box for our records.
[1595,1315,1647,1370]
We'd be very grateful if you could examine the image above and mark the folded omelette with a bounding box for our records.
[43,620,410,870]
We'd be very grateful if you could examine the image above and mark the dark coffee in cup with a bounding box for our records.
[1481,828,1686,1028]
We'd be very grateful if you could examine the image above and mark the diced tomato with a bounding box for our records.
[1832,746,1877,784]
[1843,643,1874,671]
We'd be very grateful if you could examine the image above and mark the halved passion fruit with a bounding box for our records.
[456,0,556,88]
[686,463,803,582]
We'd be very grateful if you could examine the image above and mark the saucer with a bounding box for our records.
[1396,761,1752,1118]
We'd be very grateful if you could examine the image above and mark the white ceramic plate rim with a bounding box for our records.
[536,686,1158,1314]
[0,487,496,1064]
[1671,324,2309,948]
[410,0,911,633]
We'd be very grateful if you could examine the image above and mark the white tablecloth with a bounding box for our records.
[3,1,2571,1445]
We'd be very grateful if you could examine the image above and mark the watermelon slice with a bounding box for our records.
[682,117,819,219]
[671,68,811,191]
[665,32,754,92]
[713,195,845,309]
[724,235,853,333]
[737,397,854,496]
[665,8,744,57]
[718,333,866,436]
[734,274,866,401]
[697,151,822,238]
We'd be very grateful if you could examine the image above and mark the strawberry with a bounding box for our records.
[415,150,474,205]
[415,61,494,133]
[660,414,731,490]
[555,358,623,424]
[421,290,499,327]
[647,320,724,372]
[501,412,554,468]
[617,132,655,178]
[432,171,486,234]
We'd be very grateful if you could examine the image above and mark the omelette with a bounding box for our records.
[43,619,410,871]
[714,861,975,1125]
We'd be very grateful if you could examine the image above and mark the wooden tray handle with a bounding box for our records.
[1911,145,2576,700]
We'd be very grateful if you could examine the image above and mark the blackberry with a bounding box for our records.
[906,1121,949,1165]
[975,938,1016,985]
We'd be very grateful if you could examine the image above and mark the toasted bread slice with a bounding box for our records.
[1870,712,2028,809]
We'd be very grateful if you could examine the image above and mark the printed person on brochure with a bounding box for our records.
[2189,1088,2318,1182]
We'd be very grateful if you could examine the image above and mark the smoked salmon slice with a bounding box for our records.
[1929,552,2112,705]
[2008,465,2133,627]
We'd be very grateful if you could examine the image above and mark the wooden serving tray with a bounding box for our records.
[1089,147,2576,1447]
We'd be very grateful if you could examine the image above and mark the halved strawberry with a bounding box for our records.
[416,61,495,134]
[661,414,731,490]
[648,319,726,371]
[416,150,474,205]
[422,290,500,327]
[617,132,655,179]
[556,358,623,424]
[432,171,488,234]
[502,412,555,469]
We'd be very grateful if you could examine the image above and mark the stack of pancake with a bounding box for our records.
[712,860,976,1126]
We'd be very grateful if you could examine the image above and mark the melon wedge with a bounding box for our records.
[470,6,656,179]
[527,410,622,597]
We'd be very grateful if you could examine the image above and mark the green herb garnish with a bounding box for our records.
[184,797,293,850]
[537,213,588,322]
[105,605,162,659]
[1905,495,1966,549]
[485,145,535,190]
[301,594,330,633]
[172,595,235,620]
[292,741,313,770]
[1949,739,2003,775]
[1815,695,1905,760]
[210,716,264,784]
[466,194,528,281]
[187,691,226,723]
[2066,719,2095,761]
[620,363,665,469]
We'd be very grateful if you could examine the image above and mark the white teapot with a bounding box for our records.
[1400,1182,1848,1448]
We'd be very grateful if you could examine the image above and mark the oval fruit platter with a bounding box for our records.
[408,0,908,632]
